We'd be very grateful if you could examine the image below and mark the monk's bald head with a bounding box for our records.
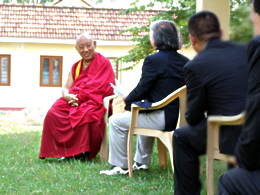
[75,33,96,63]
[76,33,93,46]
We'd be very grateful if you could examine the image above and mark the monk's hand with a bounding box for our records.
[64,94,78,106]
[70,102,79,107]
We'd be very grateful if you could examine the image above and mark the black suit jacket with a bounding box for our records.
[235,35,260,170]
[125,50,189,131]
[184,38,248,154]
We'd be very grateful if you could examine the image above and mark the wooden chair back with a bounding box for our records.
[127,85,187,177]
[99,79,119,162]
[206,112,245,195]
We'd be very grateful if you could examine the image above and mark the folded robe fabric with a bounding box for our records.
[39,52,115,160]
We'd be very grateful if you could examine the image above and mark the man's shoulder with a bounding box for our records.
[252,35,260,43]
[146,50,162,59]
[202,39,247,55]
[94,52,111,66]
[220,41,248,63]
[184,52,206,70]
[248,36,260,64]
[95,52,109,60]
[189,40,247,64]
[216,40,248,55]
[248,35,260,53]
[143,51,164,64]
[227,41,247,51]
[148,50,189,62]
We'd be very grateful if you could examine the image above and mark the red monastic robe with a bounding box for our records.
[39,52,115,160]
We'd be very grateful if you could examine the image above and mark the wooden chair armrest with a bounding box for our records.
[208,111,245,126]
[206,112,245,195]
[128,85,187,177]
[103,94,118,109]
[103,94,118,102]
[131,85,186,111]
[207,111,246,160]
[103,94,118,122]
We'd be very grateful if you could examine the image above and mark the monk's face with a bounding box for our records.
[76,36,96,63]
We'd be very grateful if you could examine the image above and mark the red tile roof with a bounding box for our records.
[0,4,160,41]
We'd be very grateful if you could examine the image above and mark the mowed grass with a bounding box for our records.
[0,113,227,194]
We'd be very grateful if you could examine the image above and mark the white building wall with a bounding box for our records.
[0,40,195,111]
[0,41,137,110]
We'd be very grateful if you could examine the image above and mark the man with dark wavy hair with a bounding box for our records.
[100,20,189,175]
[172,11,248,194]
[217,0,260,193]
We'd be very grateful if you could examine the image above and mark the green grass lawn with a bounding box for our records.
[0,114,227,194]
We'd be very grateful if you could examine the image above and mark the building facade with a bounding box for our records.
[0,2,159,110]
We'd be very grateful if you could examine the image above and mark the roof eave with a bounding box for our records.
[0,37,136,46]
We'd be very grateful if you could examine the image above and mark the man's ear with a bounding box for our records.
[93,41,97,49]
[189,33,196,46]
[219,29,223,39]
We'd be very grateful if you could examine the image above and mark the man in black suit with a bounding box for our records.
[100,20,189,175]
[217,0,260,193]
[172,11,248,194]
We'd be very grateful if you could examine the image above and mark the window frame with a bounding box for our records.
[40,56,63,87]
[0,54,11,86]
[108,57,119,80]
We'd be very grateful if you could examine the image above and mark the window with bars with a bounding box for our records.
[0,55,11,86]
[40,56,63,87]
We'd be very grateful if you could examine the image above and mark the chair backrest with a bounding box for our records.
[207,112,245,161]
[147,85,187,128]
[127,85,188,177]
[176,86,187,128]
[206,112,245,195]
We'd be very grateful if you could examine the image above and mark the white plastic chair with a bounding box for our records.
[99,94,118,162]
[99,79,119,162]
[206,112,245,195]
[127,85,187,177]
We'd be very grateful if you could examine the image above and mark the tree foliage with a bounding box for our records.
[118,0,196,70]
[230,0,252,42]
[114,0,253,70]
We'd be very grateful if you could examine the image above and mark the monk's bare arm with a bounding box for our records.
[62,71,78,106]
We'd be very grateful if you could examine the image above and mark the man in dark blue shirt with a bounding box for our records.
[100,20,189,175]
[173,11,248,194]
[217,0,260,193]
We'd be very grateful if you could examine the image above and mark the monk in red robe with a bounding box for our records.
[39,33,115,161]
